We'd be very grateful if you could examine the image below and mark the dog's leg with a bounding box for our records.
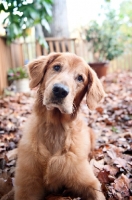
[66,161,106,200]
[46,154,105,200]
[14,153,45,200]
[15,170,44,200]
[15,182,44,200]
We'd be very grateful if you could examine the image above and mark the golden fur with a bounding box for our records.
[14,53,106,200]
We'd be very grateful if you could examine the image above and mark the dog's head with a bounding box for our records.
[28,52,105,114]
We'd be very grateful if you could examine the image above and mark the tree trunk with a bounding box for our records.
[44,0,69,37]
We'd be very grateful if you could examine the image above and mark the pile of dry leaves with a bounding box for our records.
[0,71,132,200]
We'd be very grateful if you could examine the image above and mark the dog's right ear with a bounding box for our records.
[28,53,61,89]
[86,66,105,110]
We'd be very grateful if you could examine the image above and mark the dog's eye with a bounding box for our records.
[77,75,84,82]
[53,65,61,71]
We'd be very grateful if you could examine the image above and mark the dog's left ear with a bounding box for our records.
[86,66,105,110]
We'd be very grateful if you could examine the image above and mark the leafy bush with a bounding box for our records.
[7,67,28,81]
[0,0,53,42]
[85,10,125,62]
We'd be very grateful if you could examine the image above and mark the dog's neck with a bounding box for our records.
[32,92,77,154]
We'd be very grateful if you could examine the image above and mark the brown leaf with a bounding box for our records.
[104,165,119,176]
[1,189,14,200]
[0,177,13,198]
[5,149,18,162]
[114,157,127,168]
[96,106,104,114]
[113,174,130,198]
[97,169,110,184]
[105,118,114,125]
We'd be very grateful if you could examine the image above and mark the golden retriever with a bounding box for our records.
[14,52,106,200]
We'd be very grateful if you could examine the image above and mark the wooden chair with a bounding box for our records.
[36,37,77,56]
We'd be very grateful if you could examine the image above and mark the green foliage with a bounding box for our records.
[85,9,125,62]
[119,0,132,43]
[0,0,53,42]
[120,0,132,22]
[7,67,28,81]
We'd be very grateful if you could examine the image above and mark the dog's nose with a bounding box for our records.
[52,83,69,99]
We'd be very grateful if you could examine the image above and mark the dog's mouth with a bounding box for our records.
[45,101,73,114]
[44,96,74,114]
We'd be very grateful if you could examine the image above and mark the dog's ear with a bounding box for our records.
[28,53,61,89]
[86,66,105,110]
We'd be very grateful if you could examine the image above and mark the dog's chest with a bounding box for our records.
[43,124,67,155]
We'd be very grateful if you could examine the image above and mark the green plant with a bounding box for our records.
[0,0,53,43]
[7,67,28,81]
[119,0,132,47]
[85,9,125,62]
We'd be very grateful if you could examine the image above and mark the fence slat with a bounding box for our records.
[49,41,54,52]
[0,37,11,94]
[43,47,48,55]
[67,40,71,52]
[55,41,61,52]
[61,40,66,52]
[36,41,41,57]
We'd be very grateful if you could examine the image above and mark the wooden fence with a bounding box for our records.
[0,37,12,94]
[0,36,132,94]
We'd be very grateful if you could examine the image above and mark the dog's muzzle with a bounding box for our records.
[52,83,69,99]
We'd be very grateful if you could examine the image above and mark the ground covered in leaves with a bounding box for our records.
[0,71,132,200]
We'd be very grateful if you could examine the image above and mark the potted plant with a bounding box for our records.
[85,10,125,78]
[7,66,30,92]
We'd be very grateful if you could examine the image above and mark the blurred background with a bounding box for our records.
[0,0,132,93]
